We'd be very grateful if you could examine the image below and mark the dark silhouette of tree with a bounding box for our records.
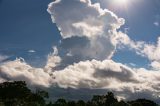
[68,101,76,106]
[54,98,67,106]
[46,102,53,106]
[110,100,129,106]
[129,102,142,106]
[77,100,86,106]
[36,90,49,98]
[0,81,48,106]
[128,99,158,106]
[90,92,119,106]
[86,101,96,106]
[105,92,118,106]
[91,95,106,106]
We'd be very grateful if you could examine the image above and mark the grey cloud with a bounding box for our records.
[55,36,115,70]
[93,66,138,83]
[60,36,89,49]
[52,60,140,89]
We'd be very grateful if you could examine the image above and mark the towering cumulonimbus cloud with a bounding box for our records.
[47,0,124,39]
[47,0,125,61]
[0,0,160,103]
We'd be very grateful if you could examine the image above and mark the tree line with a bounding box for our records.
[0,81,159,106]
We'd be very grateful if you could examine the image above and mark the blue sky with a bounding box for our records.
[99,0,160,68]
[0,0,160,68]
[0,0,60,67]
[0,0,160,102]
[0,0,159,68]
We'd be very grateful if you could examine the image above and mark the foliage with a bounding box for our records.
[0,81,48,106]
[128,99,158,106]
[0,81,159,106]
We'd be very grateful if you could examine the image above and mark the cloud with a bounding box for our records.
[0,58,52,87]
[54,36,116,69]
[47,0,124,39]
[154,15,160,27]
[49,60,160,102]
[52,59,139,89]
[115,32,160,69]
[44,47,61,71]
[28,50,36,53]
[150,61,160,70]
[0,37,160,101]
[0,55,9,63]
[47,0,125,62]
[0,58,160,102]
[154,22,159,26]
[48,59,160,102]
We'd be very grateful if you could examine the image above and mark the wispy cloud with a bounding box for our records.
[154,21,159,26]
[154,15,160,27]
[0,55,9,63]
[115,32,160,70]
[28,50,36,53]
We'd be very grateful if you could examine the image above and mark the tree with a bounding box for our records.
[0,81,48,106]
[91,95,106,106]
[111,100,129,106]
[77,100,86,106]
[54,98,67,106]
[86,101,96,106]
[68,101,76,106]
[128,99,158,106]
[46,102,54,106]
[105,92,118,106]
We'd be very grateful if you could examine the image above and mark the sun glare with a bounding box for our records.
[115,0,128,4]
[112,0,129,9]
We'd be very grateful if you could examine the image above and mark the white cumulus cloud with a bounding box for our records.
[0,57,160,101]
[47,0,125,61]
[47,0,124,39]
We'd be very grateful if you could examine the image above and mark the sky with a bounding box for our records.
[0,0,160,103]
